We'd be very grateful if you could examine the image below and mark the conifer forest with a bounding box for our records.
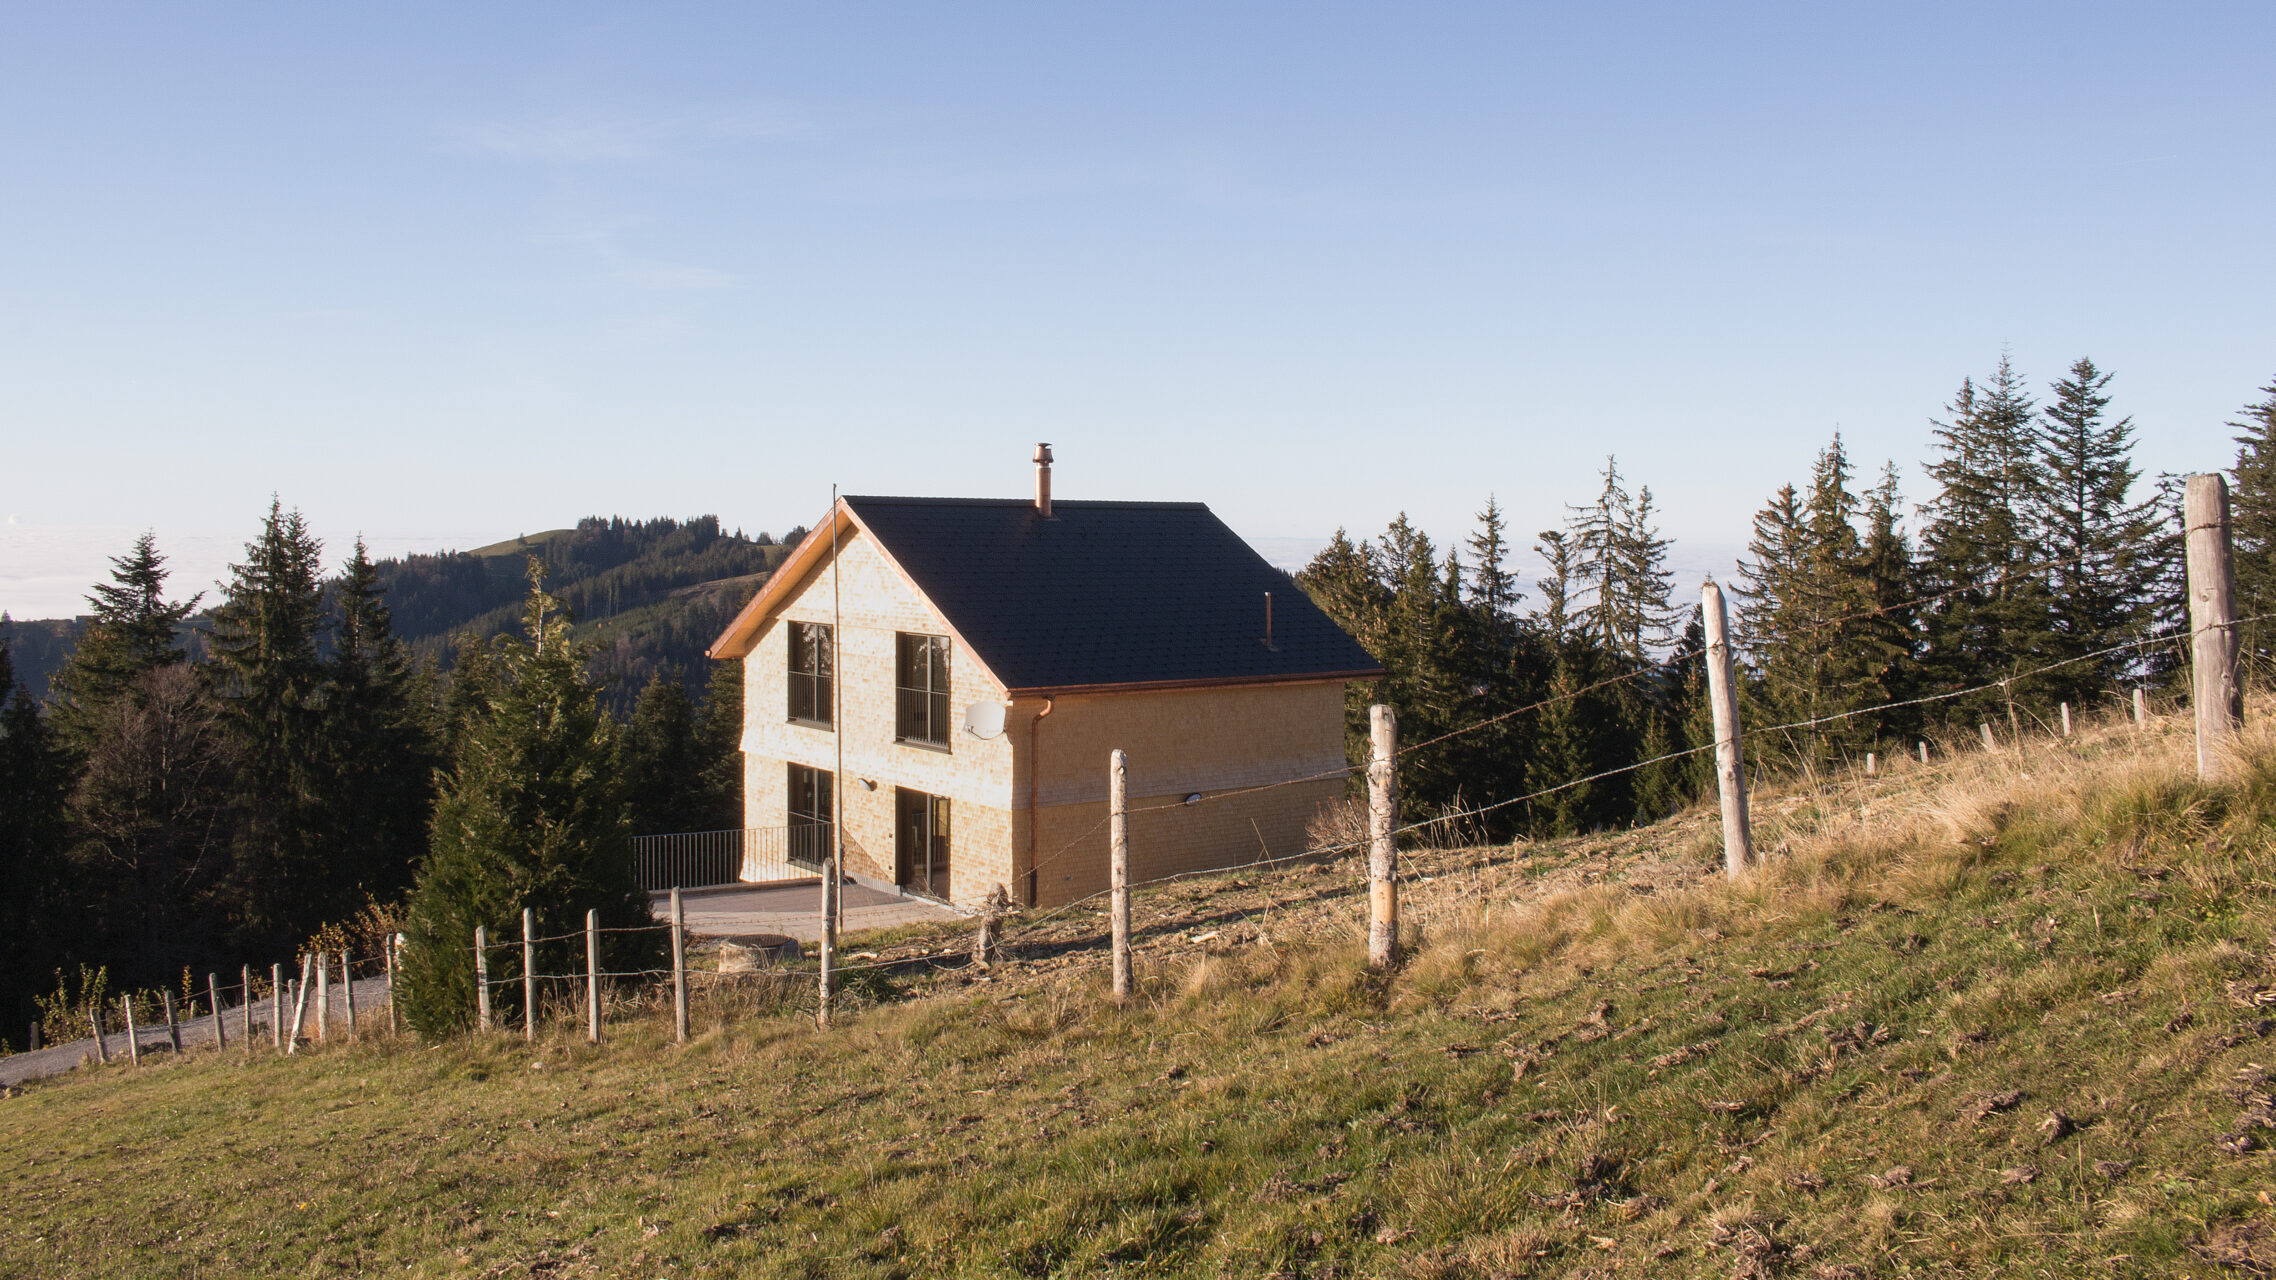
[0,356,2270,1049]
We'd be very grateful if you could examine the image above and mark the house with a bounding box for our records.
[705,446,1385,909]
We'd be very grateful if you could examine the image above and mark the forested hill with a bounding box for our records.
[374,515,799,708]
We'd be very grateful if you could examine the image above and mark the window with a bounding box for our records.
[787,764,832,871]
[895,632,951,748]
[787,622,833,727]
[895,788,951,897]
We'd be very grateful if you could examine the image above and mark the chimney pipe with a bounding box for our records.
[1033,443,1054,518]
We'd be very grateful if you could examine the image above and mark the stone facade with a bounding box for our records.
[735,523,1361,909]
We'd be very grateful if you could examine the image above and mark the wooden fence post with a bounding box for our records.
[1980,722,1996,751]
[208,974,225,1050]
[162,990,182,1055]
[90,1007,108,1064]
[2188,472,2245,782]
[474,928,490,1032]
[239,965,253,1047]
[387,935,400,1038]
[1702,581,1754,878]
[1919,740,1929,765]
[2060,702,2073,738]
[1367,703,1400,969]
[342,952,357,1037]
[2134,687,2147,729]
[315,952,329,1044]
[585,909,601,1045]
[1110,749,1132,1001]
[271,963,285,1050]
[671,889,689,1045]
[1865,752,1877,777]
[286,954,312,1054]
[122,996,141,1066]
[818,855,838,1030]
[29,1022,40,1053]
[523,907,538,1043]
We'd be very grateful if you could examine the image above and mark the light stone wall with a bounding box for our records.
[733,524,1359,908]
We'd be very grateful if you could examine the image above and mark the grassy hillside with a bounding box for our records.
[9,706,2276,1277]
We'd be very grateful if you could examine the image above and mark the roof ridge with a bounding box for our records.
[842,495,1209,510]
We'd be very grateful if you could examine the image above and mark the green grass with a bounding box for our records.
[10,709,2276,1277]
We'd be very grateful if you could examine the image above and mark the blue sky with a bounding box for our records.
[3,3,2271,619]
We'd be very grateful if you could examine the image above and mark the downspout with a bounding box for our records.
[1024,696,1055,906]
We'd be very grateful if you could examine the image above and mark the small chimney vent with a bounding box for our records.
[1033,442,1055,519]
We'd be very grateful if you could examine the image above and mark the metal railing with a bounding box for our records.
[631,825,825,892]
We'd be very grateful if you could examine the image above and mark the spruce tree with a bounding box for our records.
[1568,458,1679,665]
[1918,356,2059,721]
[323,538,439,907]
[0,631,71,1039]
[397,563,656,1036]
[617,673,709,835]
[2036,358,2158,703]
[2230,380,2276,669]
[695,654,746,831]
[207,501,331,954]
[49,532,200,753]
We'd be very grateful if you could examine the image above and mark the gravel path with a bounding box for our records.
[0,974,393,1089]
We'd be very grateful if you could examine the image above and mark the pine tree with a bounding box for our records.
[1857,463,1922,740]
[2229,380,2276,670]
[0,630,71,1040]
[323,538,439,909]
[695,654,746,832]
[1568,458,1679,665]
[1918,356,2059,721]
[2036,358,2158,703]
[49,532,200,753]
[207,501,332,954]
[1466,496,1520,623]
[396,562,657,1036]
[617,673,710,835]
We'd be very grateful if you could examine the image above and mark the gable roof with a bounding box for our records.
[709,496,1383,696]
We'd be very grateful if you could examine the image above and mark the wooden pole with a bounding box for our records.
[286,954,312,1054]
[2188,472,2244,782]
[387,935,400,1038]
[29,1022,40,1053]
[1980,722,1996,751]
[315,951,330,1044]
[89,1006,108,1064]
[271,963,285,1050]
[121,996,141,1066]
[1367,703,1400,969]
[208,974,225,1050]
[585,909,601,1045]
[671,889,689,1045]
[2134,687,2147,729]
[342,952,357,1037]
[162,990,182,1055]
[1919,740,1929,765]
[1110,749,1132,1001]
[240,965,253,1047]
[1701,581,1754,879]
[820,483,843,1029]
[474,928,491,1032]
[523,907,538,1043]
[1865,752,1877,777]
[2060,702,2072,738]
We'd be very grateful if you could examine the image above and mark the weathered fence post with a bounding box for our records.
[473,928,491,1032]
[2060,703,2073,738]
[286,954,312,1054]
[1865,752,1877,777]
[1980,722,1996,752]
[671,889,689,1045]
[89,1007,108,1064]
[315,952,330,1044]
[161,990,182,1055]
[973,885,1007,968]
[2188,472,2244,782]
[1701,581,1754,878]
[239,965,253,1046]
[122,996,141,1066]
[28,1022,40,1053]
[1367,703,1400,969]
[522,907,537,1043]
[585,909,601,1045]
[342,952,357,1037]
[1110,749,1133,1001]
[271,963,285,1050]
[207,974,225,1050]
[1919,740,1930,765]
[387,935,401,1037]
[2134,687,2147,729]
[818,857,838,1030]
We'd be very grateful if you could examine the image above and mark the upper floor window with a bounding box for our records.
[896,632,951,748]
[788,622,833,726]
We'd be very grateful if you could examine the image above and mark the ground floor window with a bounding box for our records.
[895,788,950,897]
[788,764,832,871]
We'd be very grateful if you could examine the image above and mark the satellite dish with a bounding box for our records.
[963,700,1007,740]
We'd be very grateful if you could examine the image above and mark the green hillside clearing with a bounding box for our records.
[8,706,2276,1277]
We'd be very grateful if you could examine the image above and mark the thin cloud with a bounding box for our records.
[448,107,802,162]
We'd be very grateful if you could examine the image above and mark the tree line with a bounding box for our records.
[1301,356,2269,836]
[0,506,754,1044]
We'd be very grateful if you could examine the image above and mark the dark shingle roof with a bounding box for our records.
[844,496,1381,693]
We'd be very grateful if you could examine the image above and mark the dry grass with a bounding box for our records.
[8,700,2276,1276]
